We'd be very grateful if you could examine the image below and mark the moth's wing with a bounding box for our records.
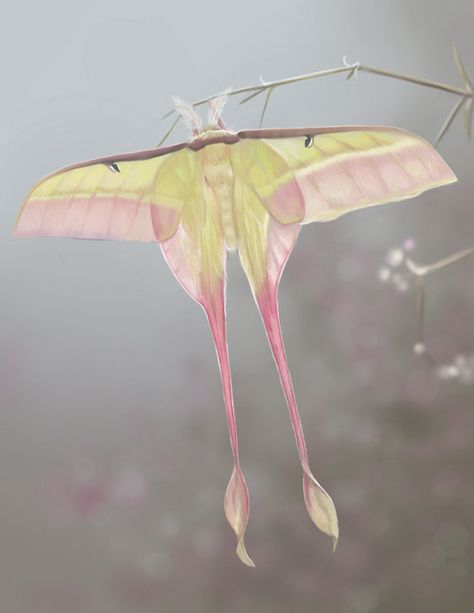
[232,170,339,546]
[158,150,256,567]
[234,127,457,224]
[14,142,195,242]
[161,160,226,304]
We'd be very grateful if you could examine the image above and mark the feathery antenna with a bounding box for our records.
[207,86,232,127]
[172,96,203,136]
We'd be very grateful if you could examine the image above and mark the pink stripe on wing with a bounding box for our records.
[150,205,182,242]
[81,198,117,238]
[41,198,71,234]
[264,178,305,224]
[297,141,456,221]
[108,198,140,239]
[15,197,180,242]
[341,156,389,200]
[395,141,452,181]
[371,151,414,192]
[15,199,49,236]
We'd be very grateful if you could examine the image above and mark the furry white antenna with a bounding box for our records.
[208,86,232,127]
[172,96,203,136]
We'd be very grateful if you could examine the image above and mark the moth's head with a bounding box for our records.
[172,88,232,140]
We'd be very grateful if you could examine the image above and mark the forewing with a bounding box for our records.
[236,127,457,223]
[15,143,193,242]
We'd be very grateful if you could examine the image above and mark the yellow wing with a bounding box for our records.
[234,126,457,224]
[15,144,194,242]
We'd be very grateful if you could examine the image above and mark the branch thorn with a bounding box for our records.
[342,55,360,80]
[451,42,473,94]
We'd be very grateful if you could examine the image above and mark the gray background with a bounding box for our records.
[1,1,473,611]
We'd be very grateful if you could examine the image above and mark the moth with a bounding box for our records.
[15,93,456,566]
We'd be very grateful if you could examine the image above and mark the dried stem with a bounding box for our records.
[259,86,275,127]
[415,276,425,346]
[406,247,474,277]
[161,64,355,120]
[160,45,473,145]
[464,99,473,141]
[157,115,180,147]
[406,247,474,365]
[435,96,466,145]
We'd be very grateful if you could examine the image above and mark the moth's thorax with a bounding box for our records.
[192,126,233,143]
[201,142,238,251]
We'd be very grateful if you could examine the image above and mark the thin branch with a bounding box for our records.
[464,98,473,141]
[162,53,473,119]
[156,115,180,147]
[406,247,474,277]
[357,64,469,97]
[239,88,266,105]
[415,276,425,346]
[161,64,356,120]
[404,247,474,369]
[451,42,473,93]
[159,49,474,146]
[259,87,275,127]
[435,96,466,145]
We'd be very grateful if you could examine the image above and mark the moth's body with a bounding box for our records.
[199,133,238,251]
[14,92,457,567]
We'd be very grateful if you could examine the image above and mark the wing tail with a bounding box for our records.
[235,176,339,547]
[160,182,254,567]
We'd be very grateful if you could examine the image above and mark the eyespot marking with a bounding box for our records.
[304,135,314,148]
[107,162,120,173]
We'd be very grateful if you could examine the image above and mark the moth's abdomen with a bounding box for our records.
[202,145,238,251]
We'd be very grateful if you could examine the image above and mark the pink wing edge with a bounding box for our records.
[15,124,456,239]
[240,126,457,224]
[13,142,189,242]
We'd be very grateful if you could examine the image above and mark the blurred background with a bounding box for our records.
[1,1,473,611]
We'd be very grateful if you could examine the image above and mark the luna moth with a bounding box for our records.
[15,93,456,567]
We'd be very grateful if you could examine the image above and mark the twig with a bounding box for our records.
[161,64,355,120]
[405,247,474,365]
[451,42,473,94]
[259,86,275,127]
[435,96,466,145]
[464,99,473,141]
[156,115,180,147]
[160,46,474,145]
[406,247,474,277]
[239,88,266,105]
[415,276,425,347]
